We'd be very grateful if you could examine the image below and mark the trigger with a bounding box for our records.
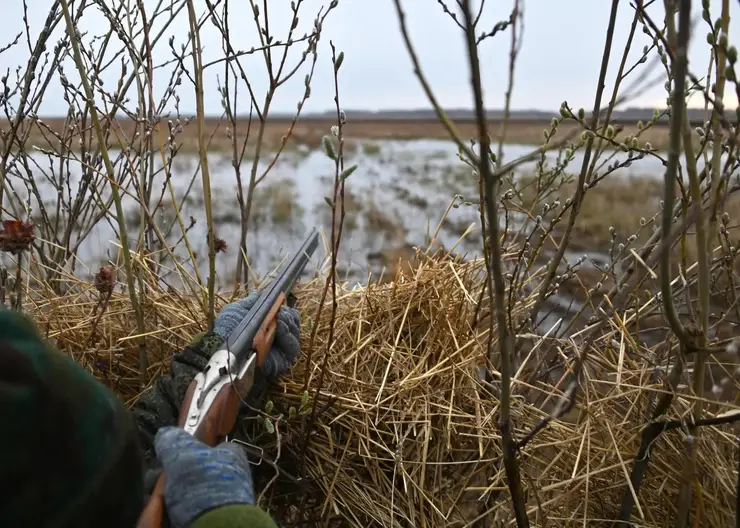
[287,292,297,308]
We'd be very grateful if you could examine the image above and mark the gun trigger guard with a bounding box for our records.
[287,292,297,308]
[229,438,264,466]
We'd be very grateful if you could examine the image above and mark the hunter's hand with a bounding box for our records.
[214,291,301,378]
[154,426,255,528]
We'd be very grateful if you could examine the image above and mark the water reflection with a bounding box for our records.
[11,139,673,291]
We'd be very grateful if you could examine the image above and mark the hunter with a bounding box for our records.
[1,292,301,527]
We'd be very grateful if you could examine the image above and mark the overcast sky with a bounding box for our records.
[3,0,739,116]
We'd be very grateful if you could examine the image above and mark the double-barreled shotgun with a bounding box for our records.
[137,227,320,528]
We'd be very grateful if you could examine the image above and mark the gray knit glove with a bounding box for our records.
[154,426,255,528]
[213,291,301,379]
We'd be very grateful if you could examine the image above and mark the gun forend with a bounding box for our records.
[226,226,320,364]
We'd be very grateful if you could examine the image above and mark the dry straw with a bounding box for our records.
[23,249,739,527]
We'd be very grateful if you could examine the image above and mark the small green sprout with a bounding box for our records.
[340,165,358,182]
[300,390,310,412]
[334,51,345,71]
[728,46,737,64]
[322,135,337,160]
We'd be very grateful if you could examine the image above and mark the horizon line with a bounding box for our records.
[19,105,722,120]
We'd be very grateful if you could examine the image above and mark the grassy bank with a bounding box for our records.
[5,116,679,154]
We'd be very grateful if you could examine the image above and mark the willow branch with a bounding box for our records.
[59,0,149,386]
[461,1,529,525]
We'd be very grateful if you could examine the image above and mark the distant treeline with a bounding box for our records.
[269,107,728,125]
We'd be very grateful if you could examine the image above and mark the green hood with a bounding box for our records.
[0,309,144,527]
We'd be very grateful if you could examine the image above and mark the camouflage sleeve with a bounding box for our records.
[190,505,279,528]
[132,332,271,472]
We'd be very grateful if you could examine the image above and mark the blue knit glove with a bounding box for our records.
[155,426,255,528]
[213,291,301,379]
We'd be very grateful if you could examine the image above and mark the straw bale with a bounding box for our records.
[24,251,739,527]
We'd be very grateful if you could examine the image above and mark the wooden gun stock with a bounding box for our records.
[252,292,286,365]
[136,293,286,528]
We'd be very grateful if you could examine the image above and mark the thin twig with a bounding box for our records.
[185,0,216,329]
[461,1,529,525]
[298,44,347,524]
[529,0,621,324]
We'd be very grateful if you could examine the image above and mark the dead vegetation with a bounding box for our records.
[18,246,738,527]
[1,116,679,155]
[2,0,740,526]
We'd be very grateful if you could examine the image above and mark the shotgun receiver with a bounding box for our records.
[137,227,320,528]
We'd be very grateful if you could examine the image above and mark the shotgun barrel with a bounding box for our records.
[227,226,320,364]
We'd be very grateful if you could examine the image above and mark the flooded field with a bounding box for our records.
[6,137,690,337]
[12,139,673,272]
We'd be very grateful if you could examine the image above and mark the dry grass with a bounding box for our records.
[506,173,740,259]
[23,248,740,527]
[6,117,677,153]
